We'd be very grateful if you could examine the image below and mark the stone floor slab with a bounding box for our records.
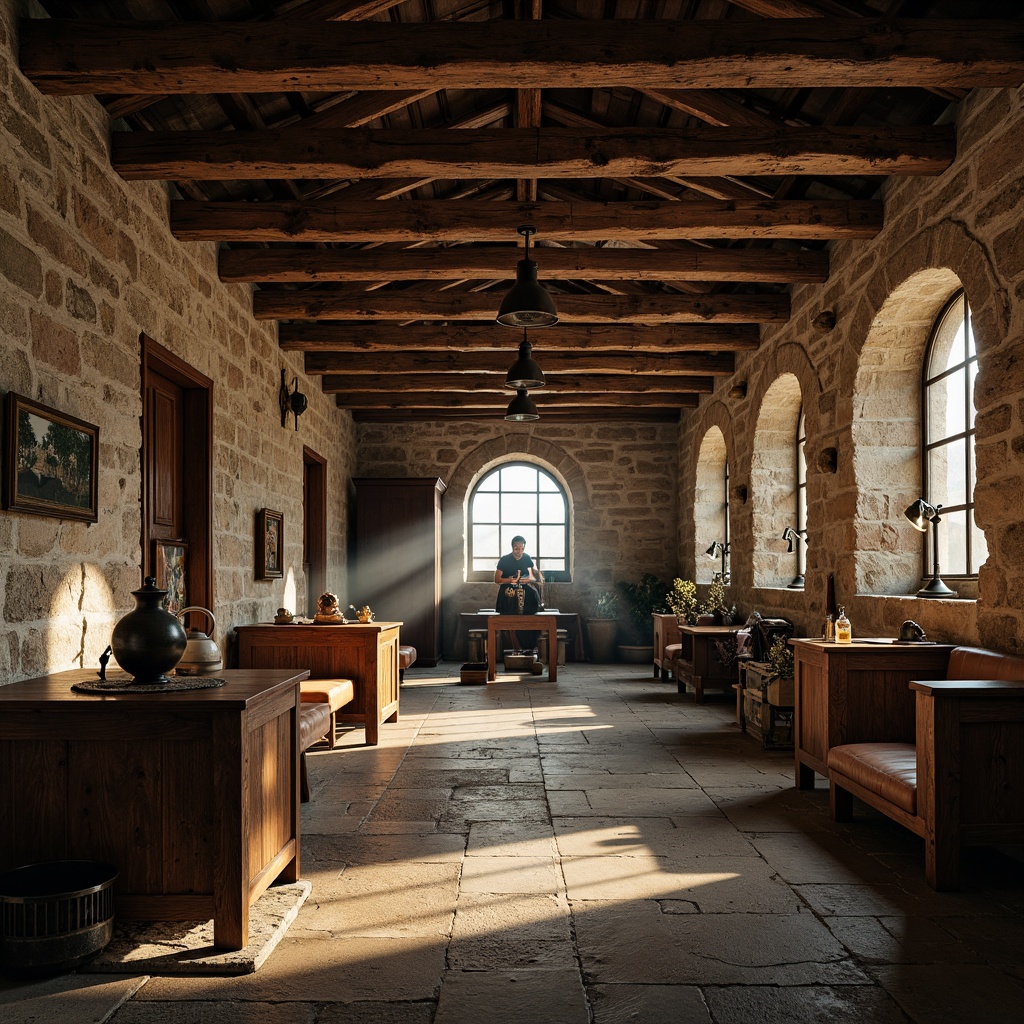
[703,984,910,1024]
[433,969,589,1024]
[587,983,712,1024]
[459,855,564,895]
[0,975,147,1024]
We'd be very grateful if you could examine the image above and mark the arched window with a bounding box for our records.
[695,427,728,583]
[922,291,986,578]
[793,409,807,587]
[468,462,570,582]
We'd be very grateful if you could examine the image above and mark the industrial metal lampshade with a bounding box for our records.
[496,225,558,328]
[781,527,806,589]
[505,330,546,390]
[504,387,540,422]
[903,498,957,598]
[705,541,724,560]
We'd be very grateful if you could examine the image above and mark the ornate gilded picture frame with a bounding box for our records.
[256,508,283,580]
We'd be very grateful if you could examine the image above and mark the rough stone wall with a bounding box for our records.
[0,1,355,683]
[679,86,1024,652]
[356,420,679,656]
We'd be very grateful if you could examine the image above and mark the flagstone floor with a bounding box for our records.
[5,661,1024,1023]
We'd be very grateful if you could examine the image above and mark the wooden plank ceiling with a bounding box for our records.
[20,0,1024,423]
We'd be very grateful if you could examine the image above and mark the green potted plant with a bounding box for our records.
[615,573,668,663]
[586,590,619,663]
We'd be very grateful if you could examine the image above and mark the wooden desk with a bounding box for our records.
[791,638,955,790]
[675,625,742,702]
[236,622,401,745]
[487,615,558,682]
[459,611,586,661]
[0,668,306,951]
[652,613,681,680]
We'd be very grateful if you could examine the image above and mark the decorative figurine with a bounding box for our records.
[350,604,375,623]
[274,607,294,624]
[313,592,344,624]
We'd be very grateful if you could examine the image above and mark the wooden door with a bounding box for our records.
[302,447,327,617]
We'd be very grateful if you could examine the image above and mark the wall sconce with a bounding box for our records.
[504,387,540,422]
[903,498,958,598]
[496,225,559,328]
[705,539,730,583]
[279,369,308,430]
[781,527,806,589]
[504,329,546,389]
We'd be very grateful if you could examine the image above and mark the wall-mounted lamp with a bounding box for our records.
[705,539,730,584]
[504,329,546,390]
[903,498,958,598]
[496,225,559,328]
[279,369,308,430]
[505,387,540,422]
[781,527,807,589]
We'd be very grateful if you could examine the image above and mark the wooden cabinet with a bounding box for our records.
[236,622,401,745]
[652,613,681,680]
[791,638,955,790]
[353,477,446,665]
[675,625,741,702]
[0,668,306,951]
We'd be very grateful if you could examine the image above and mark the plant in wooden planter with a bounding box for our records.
[766,636,795,681]
[667,578,698,626]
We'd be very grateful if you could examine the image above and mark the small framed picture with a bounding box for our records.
[153,540,188,617]
[3,392,99,522]
[256,508,284,580]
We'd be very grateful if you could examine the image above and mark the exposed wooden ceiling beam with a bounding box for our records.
[221,246,828,284]
[304,351,736,376]
[254,289,790,322]
[173,198,883,243]
[277,322,762,352]
[22,20,1024,94]
[111,125,955,182]
[320,373,715,393]
[351,408,683,423]
[330,391,701,407]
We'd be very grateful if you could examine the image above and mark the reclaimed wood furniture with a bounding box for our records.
[736,659,795,749]
[0,667,307,951]
[487,614,558,682]
[236,622,401,745]
[299,677,354,749]
[352,477,445,666]
[827,645,1024,889]
[458,610,586,661]
[672,624,742,702]
[652,613,682,680]
[791,638,956,790]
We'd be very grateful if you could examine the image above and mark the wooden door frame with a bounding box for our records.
[141,334,214,611]
[302,446,327,615]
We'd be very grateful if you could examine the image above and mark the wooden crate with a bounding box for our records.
[742,687,795,750]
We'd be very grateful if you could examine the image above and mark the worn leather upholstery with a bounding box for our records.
[947,646,1024,681]
[300,678,354,711]
[399,645,417,682]
[299,702,332,802]
[828,742,917,814]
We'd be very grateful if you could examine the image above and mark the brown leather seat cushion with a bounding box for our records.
[947,646,1024,681]
[399,645,417,670]
[664,644,682,658]
[828,742,918,815]
[300,678,354,711]
[299,703,331,752]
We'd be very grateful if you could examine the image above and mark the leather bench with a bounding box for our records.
[399,645,417,683]
[298,702,331,802]
[827,645,1024,889]
[300,677,354,749]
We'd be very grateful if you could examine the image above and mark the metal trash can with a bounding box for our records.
[0,860,118,975]
[537,629,568,666]
[467,628,488,662]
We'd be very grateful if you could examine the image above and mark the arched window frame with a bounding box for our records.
[467,461,571,583]
[793,409,807,587]
[921,290,984,579]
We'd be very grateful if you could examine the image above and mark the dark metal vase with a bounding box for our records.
[110,576,187,683]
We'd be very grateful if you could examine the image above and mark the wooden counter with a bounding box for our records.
[674,624,742,702]
[235,621,401,745]
[0,667,307,951]
[791,638,955,790]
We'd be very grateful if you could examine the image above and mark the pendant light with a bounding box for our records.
[496,225,558,328]
[504,329,546,390]
[504,387,540,422]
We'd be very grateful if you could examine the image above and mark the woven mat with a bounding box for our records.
[71,675,226,694]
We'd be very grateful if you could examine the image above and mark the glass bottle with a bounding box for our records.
[823,613,835,642]
[835,606,852,644]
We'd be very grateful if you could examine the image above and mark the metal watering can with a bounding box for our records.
[175,606,223,676]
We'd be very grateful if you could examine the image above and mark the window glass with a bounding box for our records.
[467,463,571,582]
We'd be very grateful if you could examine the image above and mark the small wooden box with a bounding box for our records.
[743,687,795,749]
[460,663,488,684]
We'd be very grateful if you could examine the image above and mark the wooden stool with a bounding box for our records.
[300,678,354,749]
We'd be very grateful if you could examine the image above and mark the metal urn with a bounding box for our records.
[110,576,187,683]
[175,606,223,676]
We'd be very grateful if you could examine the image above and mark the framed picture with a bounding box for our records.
[3,392,99,522]
[153,540,188,617]
[256,508,283,580]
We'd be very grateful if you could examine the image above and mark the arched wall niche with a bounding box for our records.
[751,373,803,589]
[693,425,728,584]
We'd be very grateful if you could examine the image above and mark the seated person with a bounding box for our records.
[494,536,541,652]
